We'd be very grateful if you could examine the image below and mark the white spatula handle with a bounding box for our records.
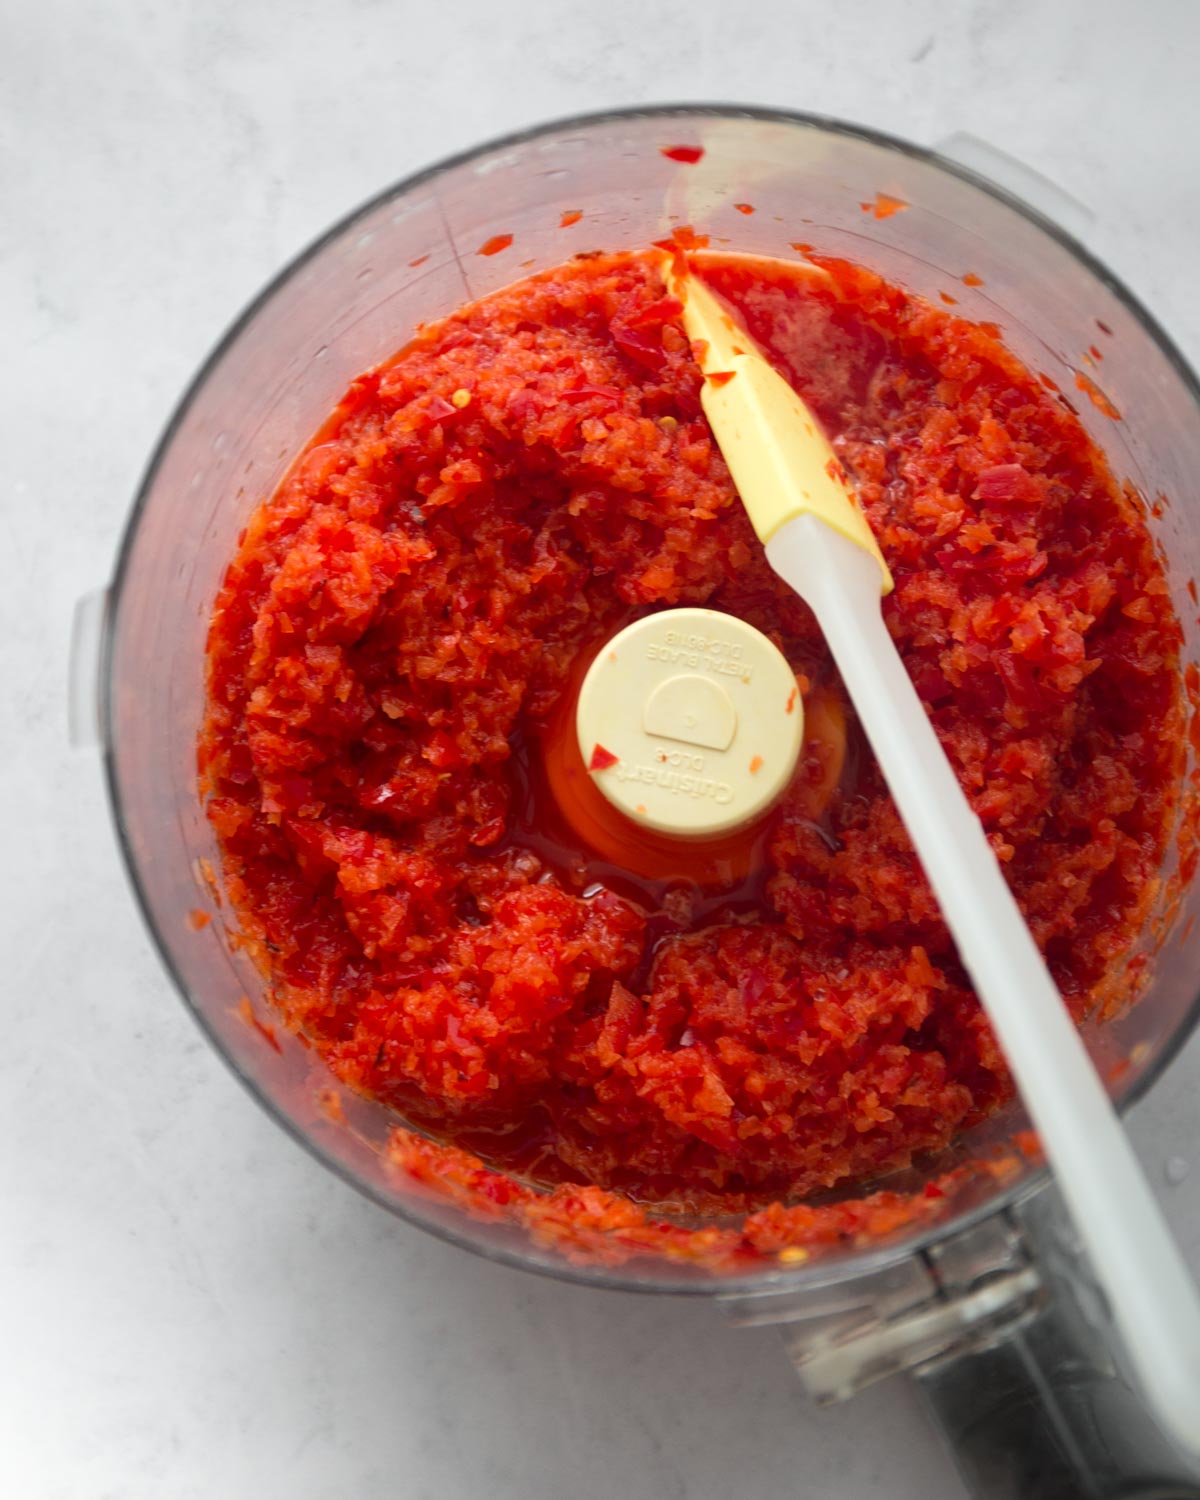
[768,514,1200,1455]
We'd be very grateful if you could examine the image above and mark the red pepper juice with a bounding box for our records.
[200,245,1184,1241]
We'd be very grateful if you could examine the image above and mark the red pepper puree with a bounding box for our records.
[201,247,1184,1260]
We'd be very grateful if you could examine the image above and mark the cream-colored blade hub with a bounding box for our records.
[576,608,803,839]
[663,258,892,593]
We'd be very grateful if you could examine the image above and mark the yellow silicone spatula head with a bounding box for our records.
[662,257,892,593]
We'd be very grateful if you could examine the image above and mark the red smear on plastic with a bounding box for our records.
[478,233,514,257]
[559,209,583,228]
[961,271,984,287]
[860,192,908,219]
[316,1087,346,1125]
[187,908,211,931]
[1096,318,1114,336]
[661,144,704,164]
[706,370,736,387]
[236,997,282,1054]
[749,755,764,775]
[789,242,813,255]
[734,202,755,215]
[939,291,958,306]
[588,744,619,771]
[1075,369,1122,420]
[1089,344,1104,361]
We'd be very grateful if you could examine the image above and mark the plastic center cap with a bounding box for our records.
[575,608,805,840]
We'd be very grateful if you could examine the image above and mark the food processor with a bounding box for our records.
[76,107,1200,1498]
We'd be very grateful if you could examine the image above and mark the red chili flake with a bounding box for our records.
[1089,343,1104,361]
[961,271,984,287]
[690,337,710,364]
[408,254,430,268]
[610,296,681,372]
[653,224,710,253]
[749,755,764,775]
[939,291,958,306]
[922,1181,946,1199]
[734,202,755,215]
[236,997,282,1054]
[1096,318,1114,336]
[426,729,466,767]
[786,687,798,714]
[823,457,846,485]
[975,463,1039,506]
[559,384,622,408]
[860,192,909,220]
[1075,369,1122,420]
[661,144,704,164]
[588,743,619,771]
[978,321,1002,339]
[559,209,583,228]
[1038,372,1061,393]
[652,223,711,282]
[425,394,457,421]
[706,370,736,388]
[187,908,212,931]
[477,233,514,257]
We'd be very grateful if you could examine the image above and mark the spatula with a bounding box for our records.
[664,256,1200,1454]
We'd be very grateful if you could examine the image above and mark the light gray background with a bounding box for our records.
[5,2,1200,1496]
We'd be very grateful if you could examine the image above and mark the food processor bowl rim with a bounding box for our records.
[101,102,1200,1299]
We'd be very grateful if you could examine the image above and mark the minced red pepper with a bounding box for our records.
[200,246,1184,1229]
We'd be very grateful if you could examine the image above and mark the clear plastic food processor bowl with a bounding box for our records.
[86,109,1200,1499]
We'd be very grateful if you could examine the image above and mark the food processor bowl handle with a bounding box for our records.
[912,1185,1200,1499]
[915,1332,1200,1500]
[726,1186,1200,1499]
